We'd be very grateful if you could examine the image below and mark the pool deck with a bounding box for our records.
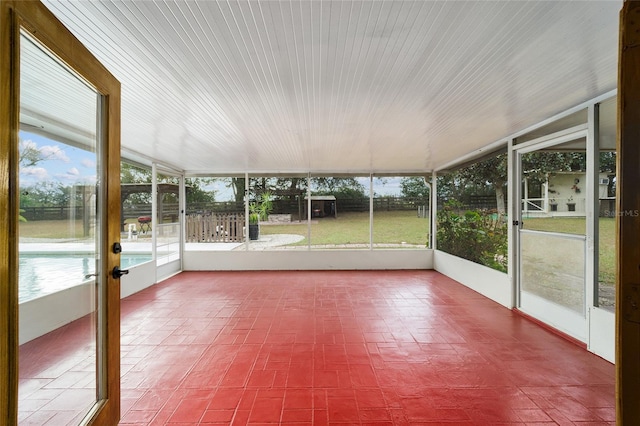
[19,233,424,254]
[19,239,156,254]
[18,233,306,254]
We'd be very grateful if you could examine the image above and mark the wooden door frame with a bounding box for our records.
[0,1,121,424]
[617,2,640,423]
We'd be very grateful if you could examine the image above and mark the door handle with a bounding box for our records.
[112,266,129,279]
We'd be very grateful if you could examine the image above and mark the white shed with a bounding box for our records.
[304,195,337,218]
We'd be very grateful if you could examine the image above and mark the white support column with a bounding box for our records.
[369,174,374,250]
[543,175,550,213]
[430,171,437,251]
[307,173,311,250]
[151,162,157,262]
[244,172,249,251]
[507,139,518,309]
[179,173,185,270]
[523,177,529,213]
[586,103,599,313]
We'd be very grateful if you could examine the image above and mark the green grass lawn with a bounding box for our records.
[18,214,613,287]
[523,216,615,286]
[523,216,586,234]
[20,211,430,246]
[261,210,429,246]
[19,219,87,239]
[19,218,159,240]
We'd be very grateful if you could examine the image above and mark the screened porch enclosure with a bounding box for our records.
[17,50,618,370]
[113,90,619,363]
[7,0,631,424]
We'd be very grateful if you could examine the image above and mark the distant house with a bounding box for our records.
[522,172,615,217]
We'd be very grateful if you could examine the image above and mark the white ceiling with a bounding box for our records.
[39,0,620,175]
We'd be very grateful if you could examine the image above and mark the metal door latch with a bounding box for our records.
[112,266,129,279]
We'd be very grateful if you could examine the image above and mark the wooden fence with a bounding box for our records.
[21,206,86,221]
[24,196,430,223]
[186,213,244,243]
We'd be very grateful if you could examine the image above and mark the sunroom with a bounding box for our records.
[2,0,638,424]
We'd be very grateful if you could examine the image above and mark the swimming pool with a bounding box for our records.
[19,253,153,303]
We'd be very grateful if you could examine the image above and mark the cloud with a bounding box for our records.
[20,167,49,180]
[81,158,96,168]
[39,145,70,162]
[19,139,37,151]
[55,167,81,181]
[18,139,70,164]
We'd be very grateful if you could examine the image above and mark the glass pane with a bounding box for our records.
[185,176,245,249]
[372,177,429,249]
[598,210,615,310]
[520,231,586,314]
[19,33,100,422]
[517,135,592,344]
[309,176,370,249]
[436,153,508,272]
[248,176,307,250]
[156,173,180,264]
[597,97,617,310]
[520,145,587,234]
[121,162,153,266]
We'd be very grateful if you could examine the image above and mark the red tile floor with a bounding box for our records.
[21,270,615,425]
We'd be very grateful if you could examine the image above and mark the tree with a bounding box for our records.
[451,151,586,217]
[599,152,616,173]
[230,178,245,203]
[121,162,152,184]
[274,177,307,199]
[20,182,80,207]
[18,139,67,167]
[154,175,214,205]
[400,177,430,199]
[521,151,583,184]
[599,152,617,197]
[19,140,45,167]
[456,154,508,216]
[311,177,366,199]
[121,163,153,205]
[185,178,216,204]
[244,176,365,200]
[121,164,216,205]
[19,140,55,212]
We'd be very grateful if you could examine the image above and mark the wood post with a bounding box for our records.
[617,1,640,424]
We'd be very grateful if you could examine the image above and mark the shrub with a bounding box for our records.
[249,191,273,224]
[437,200,508,272]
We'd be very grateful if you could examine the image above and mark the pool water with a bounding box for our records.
[19,254,152,303]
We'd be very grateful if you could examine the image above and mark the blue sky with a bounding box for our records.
[19,130,97,187]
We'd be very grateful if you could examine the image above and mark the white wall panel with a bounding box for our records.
[184,249,433,271]
[433,250,512,308]
[589,307,615,363]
